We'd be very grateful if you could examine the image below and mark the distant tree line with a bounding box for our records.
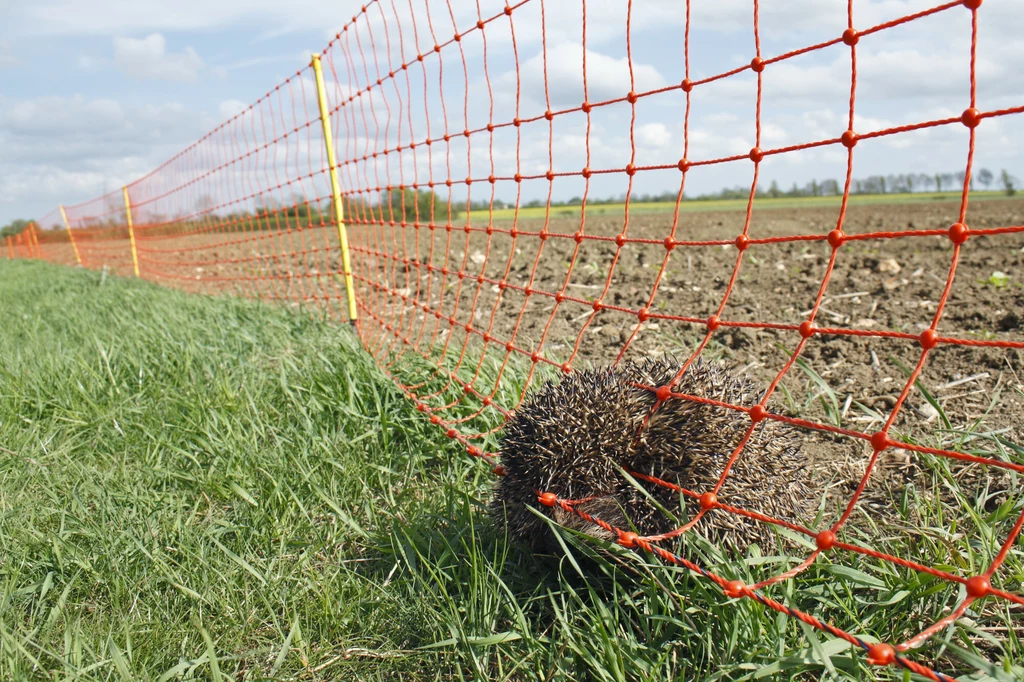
[742,167,1017,200]
[463,167,1019,210]
[4,167,1018,238]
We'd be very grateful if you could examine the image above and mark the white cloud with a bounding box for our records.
[0,94,215,219]
[10,0,1023,60]
[12,0,357,39]
[216,54,300,74]
[113,33,204,83]
[646,0,838,34]
[637,122,672,148]
[701,42,1022,108]
[499,42,667,110]
[3,96,126,137]
[645,0,1019,43]
[760,122,787,145]
[218,99,248,119]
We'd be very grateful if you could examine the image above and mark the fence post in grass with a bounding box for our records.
[28,221,42,259]
[5,236,12,260]
[311,53,358,324]
[58,204,83,266]
[123,186,140,277]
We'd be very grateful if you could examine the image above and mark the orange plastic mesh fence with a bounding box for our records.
[34,209,80,268]
[60,191,138,276]
[11,1,1024,679]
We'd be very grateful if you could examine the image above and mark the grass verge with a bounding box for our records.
[0,260,1021,681]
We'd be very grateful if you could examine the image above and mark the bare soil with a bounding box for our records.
[349,196,1024,534]
[130,198,1024,531]
[351,197,1024,435]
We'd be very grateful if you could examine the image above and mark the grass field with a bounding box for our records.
[468,190,1013,221]
[1,260,1021,681]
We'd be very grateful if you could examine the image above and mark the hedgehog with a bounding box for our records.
[491,356,811,556]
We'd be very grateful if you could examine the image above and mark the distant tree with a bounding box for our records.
[381,188,461,223]
[0,219,31,238]
[888,174,909,193]
[860,176,884,194]
[953,170,967,190]
[918,174,934,192]
[1000,169,1018,196]
[820,179,840,196]
[253,196,281,222]
[977,168,994,189]
[941,173,955,192]
[933,173,944,192]
[768,180,781,198]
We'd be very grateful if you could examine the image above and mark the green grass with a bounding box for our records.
[468,191,1013,221]
[1,260,1021,681]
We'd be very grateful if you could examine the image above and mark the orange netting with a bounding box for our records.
[10,1,1024,679]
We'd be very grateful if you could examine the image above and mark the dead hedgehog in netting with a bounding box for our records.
[491,356,811,556]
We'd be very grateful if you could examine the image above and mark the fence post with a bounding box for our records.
[5,236,12,260]
[58,204,83,266]
[311,53,358,325]
[123,186,140,277]
[28,221,42,259]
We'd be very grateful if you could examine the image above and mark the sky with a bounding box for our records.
[1,0,1022,227]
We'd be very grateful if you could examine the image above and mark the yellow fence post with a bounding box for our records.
[123,186,140,277]
[5,235,13,260]
[311,53,358,324]
[58,204,83,266]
